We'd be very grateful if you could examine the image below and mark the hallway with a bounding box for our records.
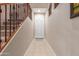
[0,3,79,56]
[24,39,56,56]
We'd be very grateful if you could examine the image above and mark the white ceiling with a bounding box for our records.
[30,3,49,8]
[30,3,49,13]
[32,8,48,14]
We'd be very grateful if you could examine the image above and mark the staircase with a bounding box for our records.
[0,3,32,52]
[0,19,23,50]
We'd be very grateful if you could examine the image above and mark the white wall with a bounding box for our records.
[70,12,79,55]
[72,17,79,31]
[46,3,79,56]
[1,17,33,56]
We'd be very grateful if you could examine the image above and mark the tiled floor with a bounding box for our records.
[24,39,56,56]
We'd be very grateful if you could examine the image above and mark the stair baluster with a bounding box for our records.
[16,4,18,29]
[0,5,2,50]
[13,4,16,32]
[9,4,12,36]
[5,5,7,42]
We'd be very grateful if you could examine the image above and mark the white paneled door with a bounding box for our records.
[35,14,45,39]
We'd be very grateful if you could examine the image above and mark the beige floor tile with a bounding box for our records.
[24,39,56,56]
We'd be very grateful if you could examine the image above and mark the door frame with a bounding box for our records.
[33,13,46,39]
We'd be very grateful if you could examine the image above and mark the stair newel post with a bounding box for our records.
[0,5,2,50]
[5,4,7,42]
[9,4,12,36]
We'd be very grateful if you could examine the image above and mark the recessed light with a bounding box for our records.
[38,9,41,12]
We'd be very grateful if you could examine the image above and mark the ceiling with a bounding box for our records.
[30,3,50,13]
[32,8,48,14]
[30,3,49,8]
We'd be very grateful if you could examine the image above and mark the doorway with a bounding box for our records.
[34,13,45,39]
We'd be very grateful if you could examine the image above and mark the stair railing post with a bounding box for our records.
[5,4,7,42]
[0,5,2,50]
[13,4,15,31]
[9,4,12,36]
[17,4,19,27]
[24,5,26,19]
[16,4,17,29]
